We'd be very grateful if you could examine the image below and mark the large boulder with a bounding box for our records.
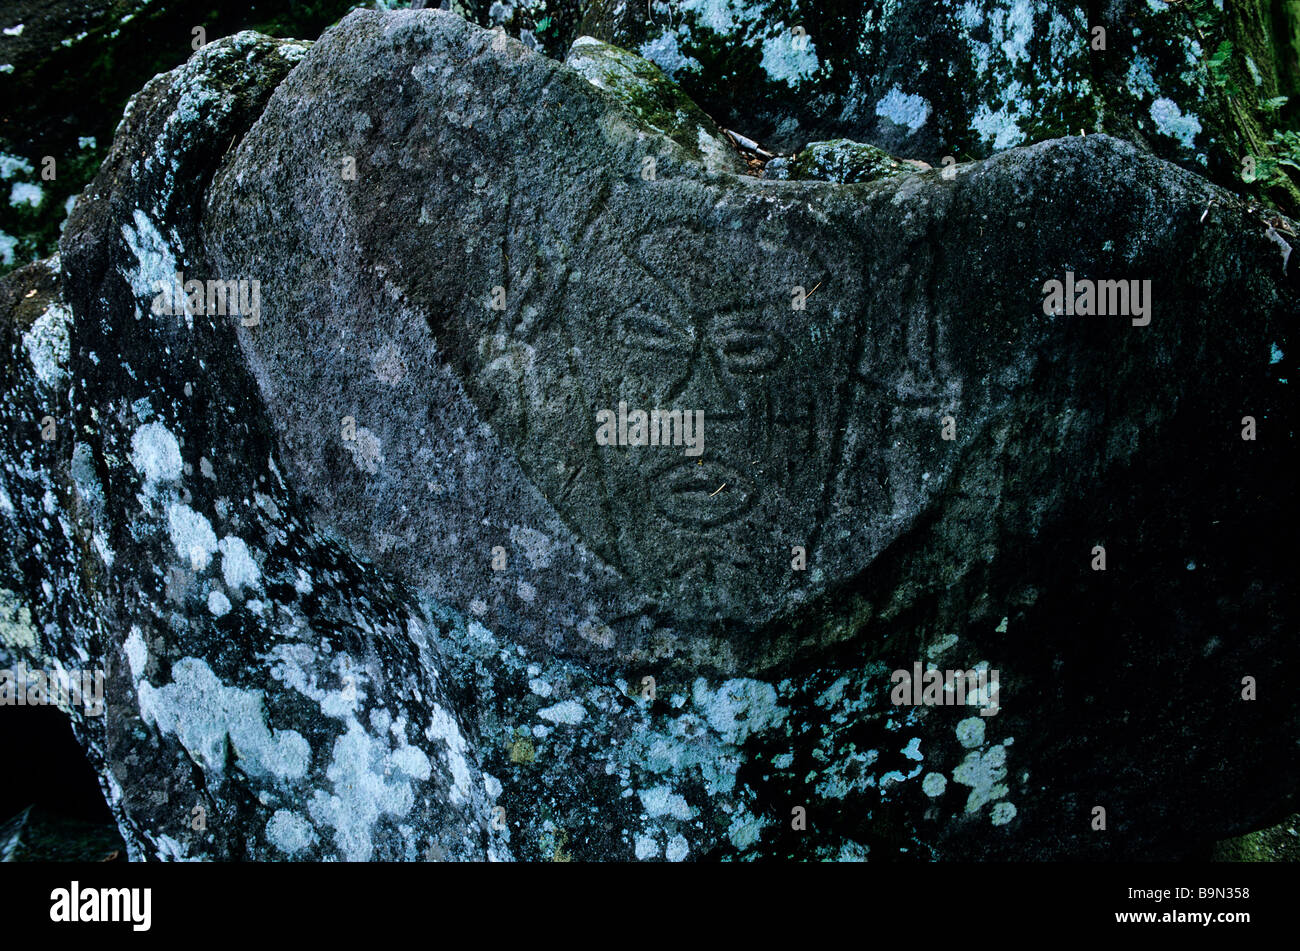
[0,8,1293,860]
[205,9,1295,678]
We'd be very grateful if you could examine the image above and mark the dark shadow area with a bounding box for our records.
[0,705,125,861]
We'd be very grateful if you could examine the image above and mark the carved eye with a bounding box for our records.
[620,307,689,353]
[717,324,782,373]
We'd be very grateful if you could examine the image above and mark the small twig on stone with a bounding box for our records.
[723,129,774,160]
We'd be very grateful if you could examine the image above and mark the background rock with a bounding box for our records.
[581,0,1300,213]
[0,0,360,276]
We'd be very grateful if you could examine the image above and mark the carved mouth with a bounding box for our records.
[717,325,783,374]
[651,459,756,527]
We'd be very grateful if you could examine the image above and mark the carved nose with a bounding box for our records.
[670,337,746,425]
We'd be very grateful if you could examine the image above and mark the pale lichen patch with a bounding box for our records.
[166,502,218,571]
[21,300,72,389]
[0,588,36,651]
[137,657,310,782]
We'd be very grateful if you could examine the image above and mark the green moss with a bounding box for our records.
[567,37,737,167]
[508,733,536,765]
[1175,0,1300,215]
[1212,813,1300,861]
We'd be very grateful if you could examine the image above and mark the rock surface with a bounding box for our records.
[0,8,1294,861]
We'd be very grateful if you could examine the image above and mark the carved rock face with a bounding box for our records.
[463,224,869,620]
